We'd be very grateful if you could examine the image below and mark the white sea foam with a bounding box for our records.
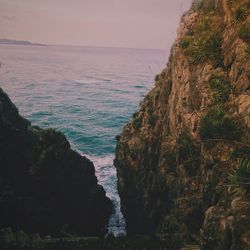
[74,76,111,85]
[84,154,127,237]
[74,79,101,85]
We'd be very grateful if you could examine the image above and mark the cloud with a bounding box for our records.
[1,15,16,21]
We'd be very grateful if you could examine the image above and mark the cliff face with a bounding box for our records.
[0,88,112,236]
[115,0,250,249]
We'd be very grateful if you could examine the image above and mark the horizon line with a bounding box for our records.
[0,37,169,51]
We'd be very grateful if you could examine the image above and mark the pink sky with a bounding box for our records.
[0,0,193,49]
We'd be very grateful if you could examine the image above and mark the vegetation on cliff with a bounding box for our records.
[115,0,250,249]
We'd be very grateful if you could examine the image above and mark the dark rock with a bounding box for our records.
[0,88,112,236]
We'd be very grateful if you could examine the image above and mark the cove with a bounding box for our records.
[0,44,167,236]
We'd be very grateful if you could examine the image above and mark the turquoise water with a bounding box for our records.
[0,44,167,236]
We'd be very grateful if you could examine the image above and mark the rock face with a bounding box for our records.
[115,0,250,249]
[0,88,112,236]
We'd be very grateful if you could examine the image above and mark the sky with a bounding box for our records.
[0,0,193,49]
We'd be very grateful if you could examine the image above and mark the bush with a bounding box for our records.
[238,23,250,42]
[202,33,223,65]
[148,114,158,127]
[183,32,223,66]
[247,44,250,54]
[177,132,200,175]
[199,105,239,140]
[228,158,250,186]
[179,37,191,49]
[163,149,177,172]
[181,11,224,66]
[192,0,203,11]
[155,74,160,82]
[147,106,154,117]
[208,73,231,103]
[233,5,249,24]
[133,112,139,119]
[16,230,30,249]
[0,228,16,249]
[194,13,211,32]
[230,146,250,159]
[177,132,198,161]
[30,234,42,249]
[133,116,142,129]
[154,74,164,87]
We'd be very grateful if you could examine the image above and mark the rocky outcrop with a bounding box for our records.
[115,0,250,249]
[0,88,112,236]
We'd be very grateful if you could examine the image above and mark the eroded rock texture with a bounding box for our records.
[115,0,250,249]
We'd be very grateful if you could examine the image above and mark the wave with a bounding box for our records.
[74,79,101,85]
[74,76,111,85]
[88,154,114,169]
[81,153,126,236]
[85,75,111,82]
[134,84,145,89]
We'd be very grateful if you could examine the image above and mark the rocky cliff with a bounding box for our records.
[115,0,250,249]
[0,88,112,236]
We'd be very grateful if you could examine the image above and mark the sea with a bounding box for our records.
[0,44,168,236]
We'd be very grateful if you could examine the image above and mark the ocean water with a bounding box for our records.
[0,44,167,236]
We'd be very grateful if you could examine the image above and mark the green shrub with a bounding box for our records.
[147,106,154,117]
[133,116,142,129]
[208,73,231,103]
[148,114,158,127]
[181,10,223,66]
[194,14,211,32]
[0,228,16,249]
[183,36,204,63]
[179,37,191,49]
[247,44,250,53]
[176,132,200,174]
[183,32,223,66]
[238,23,250,42]
[203,33,223,66]
[230,146,250,159]
[164,149,177,172]
[155,74,160,82]
[199,105,239,140]
[192,0,203,11]
[30,234,42,249]
[177,132,198,161]
[233,5,249,24]
[228,158,250,186]
[16,230,30,248]
[133,112,139,119]
[155,74,164,87]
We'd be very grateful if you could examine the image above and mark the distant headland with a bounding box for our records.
[0,38,46,46]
